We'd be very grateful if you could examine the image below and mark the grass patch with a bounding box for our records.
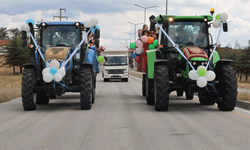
[0,75,22,103]
[237,92,250,102]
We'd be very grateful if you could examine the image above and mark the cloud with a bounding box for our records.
[229,28,250,35]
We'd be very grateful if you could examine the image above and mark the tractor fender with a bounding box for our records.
[154,59,168,66]
[81,62,93,70]
[23,63,40,78]
[215,59,233,66]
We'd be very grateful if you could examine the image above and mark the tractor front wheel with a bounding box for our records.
[154,64,169,111]
[215,64,237,111]
[22,68,36,110]
[80,68,92,110]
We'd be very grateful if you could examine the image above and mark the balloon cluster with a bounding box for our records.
[212,12,228,28]
[42,60,66,83]
[130,35,158,62]
[188,66,216,88]
[97,56,105,65]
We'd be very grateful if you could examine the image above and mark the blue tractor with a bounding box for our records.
[21,19,100,110]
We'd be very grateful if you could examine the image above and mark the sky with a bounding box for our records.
[0,0,250,48]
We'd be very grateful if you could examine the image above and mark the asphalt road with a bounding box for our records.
[1,75,250,150]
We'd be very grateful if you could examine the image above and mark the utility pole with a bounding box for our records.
[53,8,68,21]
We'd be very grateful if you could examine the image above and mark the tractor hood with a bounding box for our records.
[181,46,209,60]
[45,47,71,61]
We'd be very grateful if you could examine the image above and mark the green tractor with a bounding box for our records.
[143,12,237,111]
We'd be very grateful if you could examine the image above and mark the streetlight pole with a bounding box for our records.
[127,21,143,42]
[124,32,135,44]
[122,38,130,47]
[134,4,157,24]
[166,0,168,15]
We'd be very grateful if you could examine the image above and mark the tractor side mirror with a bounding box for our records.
[223,22,228,32]
[21,31,27,46]
[149,15,156,32]
[94,29,100,39]
[95,39,100,48]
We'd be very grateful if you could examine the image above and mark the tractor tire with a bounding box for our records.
[177,90,183,96]
[146,65,154,105]
[154,64,169,111]
[22,68,36,110]
[216,64,237,111]
[124,78,128,82]
[80,68,92,110]
[92,88,95,104]
[198,92,215,105]
[142,74,146,96]
[36,92,50,105]
[49,93,56,99]
[185,87,193,100]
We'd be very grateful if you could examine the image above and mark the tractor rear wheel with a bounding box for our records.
[177,90,183,96]
[154,64,169,111]
[215,64,237,111]
[146,65,154,105]
[198,92,215,105]
[185,87,193,100]
[36,92,50,105]
[22,68,36,110]
[80,68,92,110]
[142,74,146,96]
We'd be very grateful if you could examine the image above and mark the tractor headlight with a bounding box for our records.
[193,62,196,65]
[168,17,173,22]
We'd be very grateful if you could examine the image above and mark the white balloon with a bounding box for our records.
[84,21,91,28]
[220,12,228,22]
[189,70,199,80]
[197,77,207,88]
[50,60,60,69]
[43,73,53,83]
[57,68,66,77]
[197,66,206,72]
[42,67,50,75]
[90,17,98,26]
[21,24,30,31]
[135,48,143,54]
[213,20,221,28]
[54,73,63,82]
[205,70,216,81]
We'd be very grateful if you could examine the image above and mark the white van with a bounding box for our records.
[102,54,129,82]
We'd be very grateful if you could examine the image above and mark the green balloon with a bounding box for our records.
[198,68,206,77]
[215,14,220,20]
[148,44,155,50]
[153,40,158,47]
[130,42,136,49]
[97,56,104,62]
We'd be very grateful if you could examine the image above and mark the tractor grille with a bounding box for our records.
[188,61,208,70]
[106,69,125,74]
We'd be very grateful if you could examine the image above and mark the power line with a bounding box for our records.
[0,10,14,15]
[0,10,28,20]
[0,0,35,11]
